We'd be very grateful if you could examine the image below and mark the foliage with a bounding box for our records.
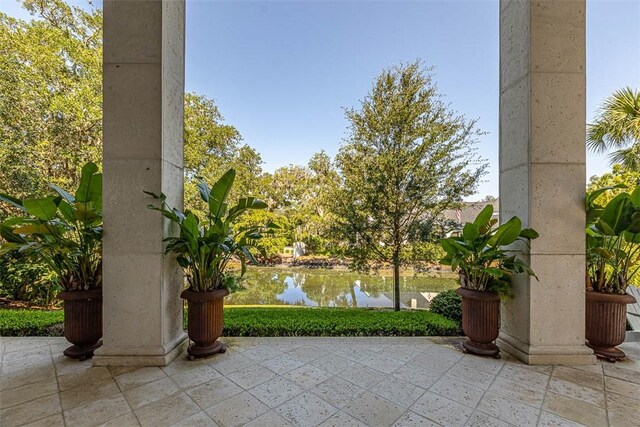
[429,289,462,324]
[587,87,640,171]
[183,93,264,213]
[586,184,640,294]
[222,307,459,336]
[587,165,640,205]
[440,205,538,297]
[0,163,102,291]
[260,151,339,254]
[332,60,487,310]
[0,252,56,305]
[0,306,458,337]
[146,169,276,292]
[0,309,64,336]
[0,1,102,211]
[233,209,288,262]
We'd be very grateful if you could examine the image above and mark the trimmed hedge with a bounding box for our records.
[222,307,458,336]
[0,309,63,336]
[0,307,459,337]
[429,289,462,325]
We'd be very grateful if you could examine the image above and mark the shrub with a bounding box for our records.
[0,252,57,305]
[0,309,63,336]
[429,289,462,324]
[2,306,459,337]
[222,307,458,336]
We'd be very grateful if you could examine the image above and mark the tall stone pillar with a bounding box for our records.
[498,0,595,364]
[95,0,187,366]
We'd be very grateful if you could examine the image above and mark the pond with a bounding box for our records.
[226,267,458,309]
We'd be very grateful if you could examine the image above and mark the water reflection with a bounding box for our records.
[226,267,457,309]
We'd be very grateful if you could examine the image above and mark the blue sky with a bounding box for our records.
[2,0,639,199]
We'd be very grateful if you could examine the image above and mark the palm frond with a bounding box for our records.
[588,87,640,166]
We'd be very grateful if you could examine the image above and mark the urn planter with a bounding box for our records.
[181,288,229,359]
[57,289,103,360]
[585,291,636,362]
[457,287,501,359]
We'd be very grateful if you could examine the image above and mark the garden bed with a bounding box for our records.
[0,307,459,337]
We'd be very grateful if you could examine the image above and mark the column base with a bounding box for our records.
[498,332,596,365]
[93,332,188,367]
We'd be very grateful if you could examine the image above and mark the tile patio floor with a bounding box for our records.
[1,337,639,427]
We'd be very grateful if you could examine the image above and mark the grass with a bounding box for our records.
[0,307,459,337]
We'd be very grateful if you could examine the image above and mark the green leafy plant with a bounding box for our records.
[0,163,102,292]
[145,169,276,292]
[222,307,459,337]
[0,309,64,337]
[429,289,462,324]
[586,184,640,294]
[439,205,538,297]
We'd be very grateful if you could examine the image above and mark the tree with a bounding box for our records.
[260,152,340,255]
[587,87,640,171]
[587,164,640,205]
[183,93,264,215]
[0,0,102,216]
[332,60,486,311]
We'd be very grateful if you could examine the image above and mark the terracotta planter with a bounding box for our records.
[181,288,229,359]
[586,291,636,362]
[57,289,103,360]
[457,287,501,358]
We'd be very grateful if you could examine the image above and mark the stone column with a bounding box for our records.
[498,0,595,364]
[94,0,187,366]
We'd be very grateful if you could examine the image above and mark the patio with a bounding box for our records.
[2,337,639,427]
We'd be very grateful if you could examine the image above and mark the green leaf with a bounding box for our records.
[623,231,640,244]
[209,169,236,220]
[473,205,493,228]
[483,267,504,278]
[75,162,102,207]
[49,184,75,203]
[0,225,26,244]
[586,184,627,208]
[0,193,25,211]
[630,185,640,206]
[488,216,522,247]
[587,207,603,225]
[181,213,200,239]
[23,198,58,221]
[13,224,55,235]
[58,200,75,223]
[440,238,457,256]
[228,197,269,221]
[196,178,210,203]
[462,223,479,241]
[592,248,613,259]
[599,193,633,235]
[519,228,539,239]
[595,219,614,235]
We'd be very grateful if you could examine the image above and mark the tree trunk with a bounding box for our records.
[393,258,401,311]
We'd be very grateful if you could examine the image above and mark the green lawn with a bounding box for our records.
[0,307,459,337]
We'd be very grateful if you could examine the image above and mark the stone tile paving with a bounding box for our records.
[1,336,639,426]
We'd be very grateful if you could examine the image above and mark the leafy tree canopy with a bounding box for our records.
[587,87,640,171]
[0,0,102,213]
[332,60,487,309]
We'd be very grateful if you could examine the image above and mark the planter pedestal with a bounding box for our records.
[57,289,103,361]
[586,291,636,362]
[181,288,229,359]
[458,287,501,359]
